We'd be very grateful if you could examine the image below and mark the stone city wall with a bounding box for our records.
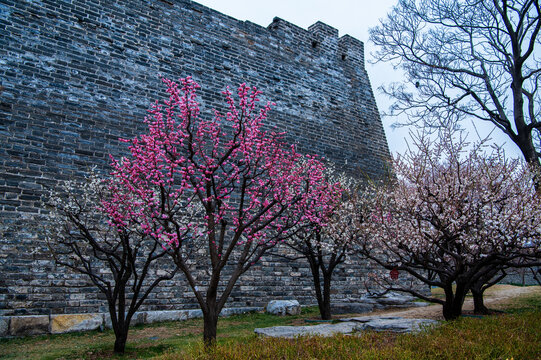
[0,0,392,335]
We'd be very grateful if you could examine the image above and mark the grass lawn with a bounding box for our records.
[0,307,322,360]
[0,288,539,360]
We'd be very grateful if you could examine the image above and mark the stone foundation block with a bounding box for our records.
[186,309,203,319]
[103,311,146,329]
[0,317,9,337]
[9,315,49,336]
[51,313,103,334]
[145,310,188,324]
[220,306,261,317]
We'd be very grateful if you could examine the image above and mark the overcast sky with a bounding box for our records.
[195,0,522,158]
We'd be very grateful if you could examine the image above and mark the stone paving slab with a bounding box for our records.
[254,322,360,338]
[342,316,439,333]
[255,316,439,338]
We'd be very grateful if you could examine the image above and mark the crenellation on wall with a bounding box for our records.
[308,21,339,39]
[308,21,339,56]
[268,17,309,40]
[338,34,364,68]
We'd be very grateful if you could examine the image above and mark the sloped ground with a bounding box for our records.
[361,284,541,320]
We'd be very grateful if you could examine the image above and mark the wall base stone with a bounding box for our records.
[220,307,261,317]
[9,315,49,337]
[51,314,103,334]
[103,311,146,330]
[186,309,204,319]
[145,310,188,324]
[0,317,9,337]
[1,307,262,338]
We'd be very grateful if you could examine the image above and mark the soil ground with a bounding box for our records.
[355,284,541,320]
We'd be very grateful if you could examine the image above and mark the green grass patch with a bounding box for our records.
[165,310,541,360]
[0,307,321,360]
[500,291,541,314]
[1,289,540,359]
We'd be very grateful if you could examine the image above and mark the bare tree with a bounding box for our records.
[42,173,177,354]
[372,0,541,170]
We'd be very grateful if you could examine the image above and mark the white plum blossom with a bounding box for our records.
[355,132,541,320]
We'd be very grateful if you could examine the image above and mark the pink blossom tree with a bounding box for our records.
[42,172,178,354]
[355,132,541,320]
[104,77,336,344]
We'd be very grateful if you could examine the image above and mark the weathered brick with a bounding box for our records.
[1,0,392,319]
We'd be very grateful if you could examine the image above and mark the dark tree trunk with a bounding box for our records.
[310,269,333,320]
[108,297,128,354]
[307,256,333,320]
[470,266,507,314]
[442,283,468,320]
[510,62,541,190]
[442,298,463,320]
[320,273,332,320]
[516,139,541,191]
[472,287,490,315]
[113,329,128,354]
[203,284,219,347]
[203,310,218,347]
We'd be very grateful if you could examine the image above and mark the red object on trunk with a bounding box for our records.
[390,268,399,280]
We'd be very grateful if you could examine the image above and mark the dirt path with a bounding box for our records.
[353,285,541,320]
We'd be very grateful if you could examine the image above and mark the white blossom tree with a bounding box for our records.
[42,172,180,354]
[274,167,355,320]
[355,132,541,320]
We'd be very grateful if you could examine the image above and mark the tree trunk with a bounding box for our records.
[511,66,541,190]
[108,294,129,354]
[442,283,467,320]
[320,273,332,320]
[203,310,218,347]
[516,138,541,191]
[307,257,332,320]
[471,287,490,315]
[442,298,463,320]
[113,329,128,354]
[306,256,324,319]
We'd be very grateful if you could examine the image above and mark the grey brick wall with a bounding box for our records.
[0,0,391,316]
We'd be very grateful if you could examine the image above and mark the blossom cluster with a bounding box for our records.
[358,134,541,272]
[101,77,338,259]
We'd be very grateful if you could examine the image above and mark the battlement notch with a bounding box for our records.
[338,34,365,68]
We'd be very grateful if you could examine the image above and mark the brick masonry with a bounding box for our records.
[0,0,391,319]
